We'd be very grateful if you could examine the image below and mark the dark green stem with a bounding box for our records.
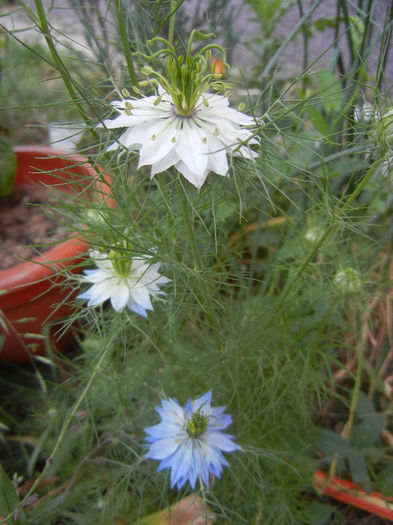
[115,0,138,85]
[168,0,177,46]
[178,179,202,270]
[34,0,95,134]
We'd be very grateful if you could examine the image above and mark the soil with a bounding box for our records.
[0,184,68,270]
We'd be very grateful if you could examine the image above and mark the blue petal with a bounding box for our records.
[168,440,194,489]
[206,431,240,452]
[192,391,212,412]
[145,437,180,460]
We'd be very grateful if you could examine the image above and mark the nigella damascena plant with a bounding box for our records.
[145,390,239,490]
[78,249,170,317]
[99,31,258,189]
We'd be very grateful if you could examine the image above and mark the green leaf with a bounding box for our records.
[307,106,329,136]
[352,416,385,448]
[351,391,385,448]
[313,427,353,458]
[347,451,371,493]
[215,201,235,222]
[318,70,342,113]
[376,463,393,497]
[0,464,27,524]
[308,501,336,525]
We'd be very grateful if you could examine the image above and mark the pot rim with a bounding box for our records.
[0,146,99,291]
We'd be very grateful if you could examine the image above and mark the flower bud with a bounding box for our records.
[333,267,362,295]
[304,225,324,244]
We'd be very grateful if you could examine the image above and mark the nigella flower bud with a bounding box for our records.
[304,225,324,244]
[333,267,362,295]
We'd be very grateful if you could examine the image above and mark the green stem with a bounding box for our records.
[34,0,94,133]
[261,0,325,79]
[275,158,381,309]
[344,337,364,439]
[178,179,202,270]
[328,310,364,481]
[340,0,354,64]
[16,337,115,514]
[115,0,138,85]
[176,179,222,345]
[168,0,177,46]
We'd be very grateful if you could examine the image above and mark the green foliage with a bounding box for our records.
[0,135,17,196]
[0,0,393,524]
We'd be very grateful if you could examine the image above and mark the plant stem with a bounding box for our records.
[16,337,115,515]
[328,310,364,481]
[178,179,202,271]
[115,0,138,85]
[168,0,177,46]
[261,0,324,79]
[275,158,381,310]
[33,0,94,134]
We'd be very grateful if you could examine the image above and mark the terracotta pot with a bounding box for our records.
[0,146,111,365]
[314,469,393,520]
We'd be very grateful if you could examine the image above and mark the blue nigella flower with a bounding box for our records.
[145,391,239,490]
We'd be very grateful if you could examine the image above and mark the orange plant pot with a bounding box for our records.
[314,470,393,521]
[0,146,111,365]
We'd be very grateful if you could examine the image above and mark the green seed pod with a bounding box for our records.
[333,267,362,295]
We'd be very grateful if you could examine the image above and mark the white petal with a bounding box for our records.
[174,120,209,176]
[175,160,208,189]
[138,118,178,167]
[206,134,229,176]
[130,285,153,311]
[150,149,179,176]
[128,300,147,317]
[110,282,130,311]
[101,112,135,129]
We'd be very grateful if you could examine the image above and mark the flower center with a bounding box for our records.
[138,32,234,117]
[110,248,132,277]
[186,412,208,437]
[172,105,197,119]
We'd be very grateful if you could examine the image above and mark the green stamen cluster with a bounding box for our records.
[110,244,133,277]
[136,31,233,117]
[186,411,208,437]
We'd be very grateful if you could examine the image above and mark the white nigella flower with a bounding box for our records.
[78,250,170,317]
[100,33,258,189]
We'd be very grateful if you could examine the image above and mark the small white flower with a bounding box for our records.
[78,250,170,317]
[101,90,258,189]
